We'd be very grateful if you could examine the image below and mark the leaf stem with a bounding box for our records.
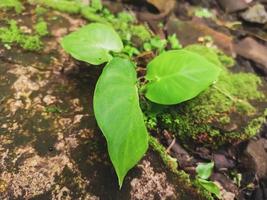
[212,84,236,102]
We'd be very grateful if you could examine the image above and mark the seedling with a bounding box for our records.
[196,162,221,198]
[61,23,221,187]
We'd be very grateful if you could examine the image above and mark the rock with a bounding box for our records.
[211,173,239,196]
[213,153,235,170]
[241,4,267,24]
[43,95,57,105]
[130,160,177,200]
[146,0,176,13]
[241,139,267,179]
[234,37,267,75]
[166,17,234,55]
[214,181,236,200]
[217,0,249,13]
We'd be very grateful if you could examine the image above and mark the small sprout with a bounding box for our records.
[196,162,221,199]
[167,34,182,49]
[144,36,167,52]
[196,162,214,180]
[122,45,140,57]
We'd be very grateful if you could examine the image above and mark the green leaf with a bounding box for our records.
[196,162,214,180]
[198,179,221,199]
[144,50,221,105]
[61,23,123,65]
[94,58,149,187]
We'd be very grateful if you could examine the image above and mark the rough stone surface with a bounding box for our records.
[130,160,177,200]
[241,4,267,24]
[242,139,267,179]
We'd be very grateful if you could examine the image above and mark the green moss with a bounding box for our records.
[0,20,42,51]
[243,111,267,138]
[156,70,266,148]
[149,136,214,200]
[0,0,24,13]
[35,6,48,16]
[29,0,81,14]
[149,136,178,171]
[91,0,103,11]
[20,35,42,51]
[131,25,151,42]
[217,51,235,68]
[34,20,49,36]
[29,0,153,56]
[81,7,110,24]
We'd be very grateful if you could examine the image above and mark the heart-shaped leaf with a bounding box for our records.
[94,58,149,187]
[196,162,214,180]
[197,179,221,199]
[61,23,123,65]
[145,50,221,105]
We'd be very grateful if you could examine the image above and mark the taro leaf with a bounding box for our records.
[198,179,221,199]
[61,23,123,65]
[196,162,214,180]
[94,58,149,187]
[145,50,221,105]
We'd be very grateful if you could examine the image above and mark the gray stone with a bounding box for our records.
[241,4,267,24]
[242,139,267,179]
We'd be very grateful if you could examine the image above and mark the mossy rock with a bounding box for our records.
[152,64,267,148]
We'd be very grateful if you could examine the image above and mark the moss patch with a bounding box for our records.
[0,19,46,51]
[28,0,81,14]
[34,20,49,37]
[155,68,266,148]
[28,0,152,57]
[149,136,214,200]
[0,0,24,13]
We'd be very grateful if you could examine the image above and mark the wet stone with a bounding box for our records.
[241,138,267,179]
[241,3,267,24]
[217,0,249,13]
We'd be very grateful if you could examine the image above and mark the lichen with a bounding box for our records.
[0,20,43,51]
[154,69,266,148]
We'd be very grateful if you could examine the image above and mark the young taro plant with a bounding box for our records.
[61,23,221,188]
[196,162,221,198]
